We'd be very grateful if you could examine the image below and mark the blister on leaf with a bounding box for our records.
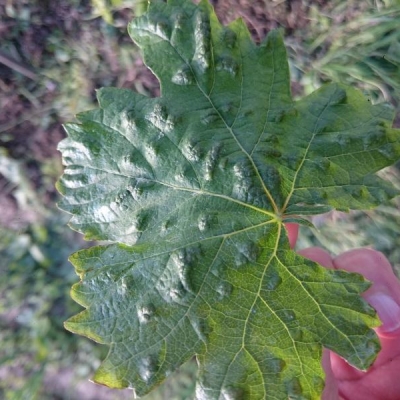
[57,0,400,398]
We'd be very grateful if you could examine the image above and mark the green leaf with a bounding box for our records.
[57,0,400,398]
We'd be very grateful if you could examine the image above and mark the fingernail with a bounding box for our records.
[366,292,400,334]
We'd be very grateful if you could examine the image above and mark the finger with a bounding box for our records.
[333,248,400,337]
[298,247,334,269]
[284,223,299,249]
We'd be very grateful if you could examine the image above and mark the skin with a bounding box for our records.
[285,223,400,400]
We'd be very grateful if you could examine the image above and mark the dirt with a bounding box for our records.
[211,0,327,40]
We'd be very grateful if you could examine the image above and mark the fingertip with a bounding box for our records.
[366,292,400,337]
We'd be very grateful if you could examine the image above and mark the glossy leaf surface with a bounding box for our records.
[57,0,400,398]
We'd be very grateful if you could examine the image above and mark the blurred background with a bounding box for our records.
[0,0,399,398]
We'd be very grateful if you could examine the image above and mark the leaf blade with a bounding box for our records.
[65,226,380,399]
[57,0,400,398]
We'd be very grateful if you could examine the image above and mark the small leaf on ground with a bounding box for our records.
[57,0,400,398]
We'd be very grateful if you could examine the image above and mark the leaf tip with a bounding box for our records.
[93,363,131,390]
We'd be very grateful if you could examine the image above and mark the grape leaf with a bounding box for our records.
[57,0,400,398]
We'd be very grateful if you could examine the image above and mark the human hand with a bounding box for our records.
[285,223,400,400]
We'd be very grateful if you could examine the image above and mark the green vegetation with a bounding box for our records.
[1,0,399,398]
[291,0,400,107]
[57,0,400,398]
